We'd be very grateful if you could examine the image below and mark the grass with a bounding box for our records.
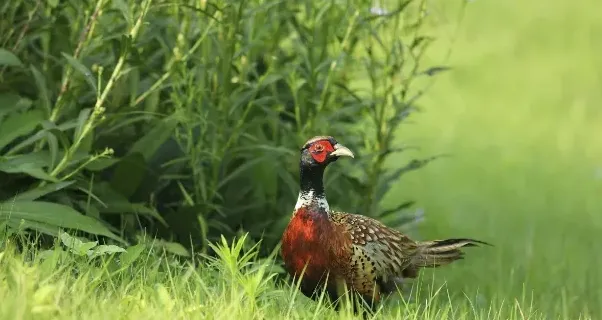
[1,0,600,319]
[0,234,561,320]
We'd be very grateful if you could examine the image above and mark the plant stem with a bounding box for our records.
[316,10,360,115]
[50,0,106,123]
[131,10,216,108]
[50,0,154,178]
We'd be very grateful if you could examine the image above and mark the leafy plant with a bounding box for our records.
[0,0,168,245]
[0,0,448,257]
[58,232,126,258]
[325,0,448,229]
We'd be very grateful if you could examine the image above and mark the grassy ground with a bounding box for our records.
[387,0,602,318]
[1,0,600,319]
[0,234,563,320]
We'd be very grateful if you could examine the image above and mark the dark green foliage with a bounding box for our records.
[0,0,445,256]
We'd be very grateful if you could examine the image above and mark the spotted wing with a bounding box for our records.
[330,211,419,298]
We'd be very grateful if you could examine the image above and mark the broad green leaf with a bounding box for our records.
[0,92,32,120]
[0,48,23,67]
[152,239,190,257]
[119,243,145,268]
[0,201,125,243]
[78,200,101,219]
[84,157,119,171]
[88,245,127,259]
[6,219,60,237]
[77,242,99,256]
[98,202,167,226]
[20,168,58,182]
[7,218,60,237]
[37,249,68,273]
[4,120,78,156]
[100,114,153,135]
[55,117,85,131]
[87,181,129,204]
[4,120,69,164]
[128,115,179,161]
[84,181,167,225]
[0,152,58,182]
[0,108,44,151]
[30,65,51,115]
[60,232,98,256]
[37,249,66,262]
[61,53,97,92]
[13,181,75,201]
[0,152,50,169]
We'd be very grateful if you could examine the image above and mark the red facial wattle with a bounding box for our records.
[309,140,335,163]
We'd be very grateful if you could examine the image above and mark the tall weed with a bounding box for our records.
[0,0,447,256]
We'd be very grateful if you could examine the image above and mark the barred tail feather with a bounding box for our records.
[414,238,491,268]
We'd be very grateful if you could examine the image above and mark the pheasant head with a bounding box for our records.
[300,136,355,167]
[295,136,354,212]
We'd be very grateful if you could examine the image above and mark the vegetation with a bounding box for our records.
[0,232,565,320]
[1,0,600,319]
[0,0,433,253]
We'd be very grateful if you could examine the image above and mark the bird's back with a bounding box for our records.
[329,211,420,300]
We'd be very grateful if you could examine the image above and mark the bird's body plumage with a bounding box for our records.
[281,136,489,312]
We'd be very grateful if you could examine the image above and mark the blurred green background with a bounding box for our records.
[388,0,602,315]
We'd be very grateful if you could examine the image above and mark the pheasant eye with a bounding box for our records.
[313,144,324,152]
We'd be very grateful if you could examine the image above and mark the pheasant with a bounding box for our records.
[281,136,490,313]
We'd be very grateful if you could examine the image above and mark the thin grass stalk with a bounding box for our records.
[49,0,154,178]
[50,0,107,123]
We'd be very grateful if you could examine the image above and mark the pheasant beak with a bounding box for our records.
[330,143,355,159]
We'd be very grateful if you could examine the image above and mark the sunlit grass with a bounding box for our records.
[0,234,585,320]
